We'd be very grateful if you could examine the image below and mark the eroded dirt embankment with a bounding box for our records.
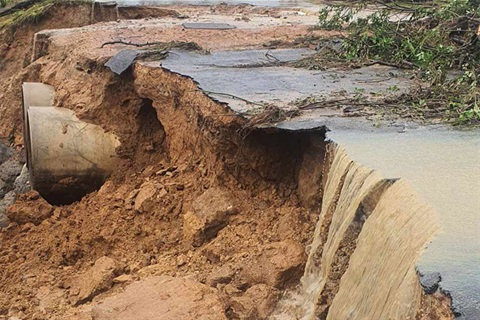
[0,14,324,316]
[0,1,217,142]
[0,51,324,319]
[0,3,455,320]
[0,2,103,143]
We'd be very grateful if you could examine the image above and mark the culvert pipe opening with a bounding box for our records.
[22,82,120,205]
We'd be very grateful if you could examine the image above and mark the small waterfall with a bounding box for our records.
[327,179,438,319]
[301,143,384,318]
[271,143,439,319]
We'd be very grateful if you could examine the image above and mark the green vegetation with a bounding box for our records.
[0,0,14,8]
[316,0,480,125]
[0,0,92,29]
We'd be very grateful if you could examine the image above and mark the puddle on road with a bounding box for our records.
[327,127,480,319]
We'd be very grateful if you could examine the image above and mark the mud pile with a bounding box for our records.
[0,60,322,318]
[0,2,454,320]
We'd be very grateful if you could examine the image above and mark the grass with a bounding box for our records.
[0,0,92,30]
[0,0,17,8]
[314,0,480,125]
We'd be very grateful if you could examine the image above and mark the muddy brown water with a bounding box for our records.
[327,127,480,319]
[271,141,440,319]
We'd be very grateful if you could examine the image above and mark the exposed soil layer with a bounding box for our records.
[0,7,324,316]
[0,3,455,320]
[0,61,323,318]
[0,3,95,80]
[0,3,105,144]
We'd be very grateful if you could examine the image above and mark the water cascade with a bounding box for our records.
[272,142,439,319]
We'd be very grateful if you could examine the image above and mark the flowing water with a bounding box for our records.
[327,127,480,319]
[272,143,440,319]
[301,145,384,318]
[54,1,480,317]
[271,125,479,319]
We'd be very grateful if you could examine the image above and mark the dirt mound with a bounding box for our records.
[90,276,227,320]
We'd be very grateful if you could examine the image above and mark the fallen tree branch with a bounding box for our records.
[362,59,417,69]
[201,90,266,107]
[100,40,167,48]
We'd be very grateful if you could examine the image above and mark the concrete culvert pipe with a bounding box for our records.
[22,83,120,205]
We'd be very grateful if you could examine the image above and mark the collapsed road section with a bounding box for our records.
[1,56,452,320]
[0,1,477,319]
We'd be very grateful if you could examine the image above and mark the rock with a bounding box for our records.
[124,188,140,210]
[183,188,237,246]
[0,159,24,198]
[0,141,12,164]
[155,166,177,176]
[36,286,68,314]
[419,272,442,294]
[112,274,135,284]
[207,265,235,287]
[91,276,227,320]
[6,191,53,225]
[176,253,188,267]
[0,179,6,198]
[13,164,31,194]
[0,212,10,227]
[0,159,22,185]
[0,191,15,227]
[183,211,206,247]
[229,284,280,320]
[223,283,242,296]
[238,240,306,289]
[136,262,176,278]
[71,256,121,306]
[134,181,158,213]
